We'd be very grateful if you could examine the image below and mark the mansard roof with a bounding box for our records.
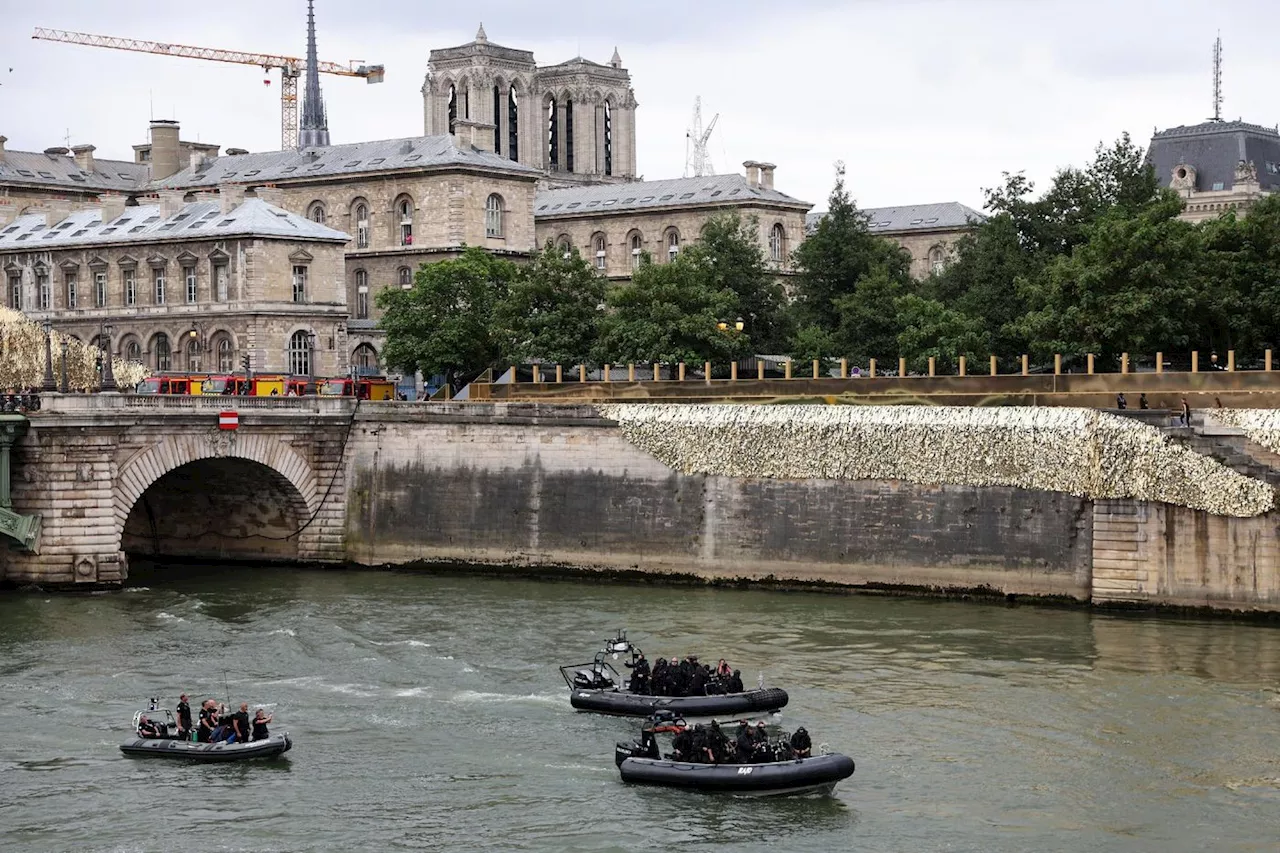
[804,202,987,235]
[535,174,810,219]
[0,149,149,193]
[0,198,350,251]
[1148,119,1280,193]
[153,134,541,190]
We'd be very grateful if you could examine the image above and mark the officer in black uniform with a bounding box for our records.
[791,726,812,758]
[625,652,651,695]
[176,693,193,740]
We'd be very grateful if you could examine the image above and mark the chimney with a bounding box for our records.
[189,148,207,171]
[149,119,182,180]
[98,193,128,224]
[758,162,776,190]
[452,118,493,151]
[252,186,286,208]
[158,189,187,219]
[743,160,762,187]
[71,144,96,174]
[0,135,7,164]
[218,183,247,214]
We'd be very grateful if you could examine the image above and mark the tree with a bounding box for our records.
[377,247,517,390]
[828,268,913,365]
[893,294,987,374]
[495,241,606,365]
[689,213,792,352]
[595,253,745,366]
[789,162,912,336]
[1197,194,1280,354]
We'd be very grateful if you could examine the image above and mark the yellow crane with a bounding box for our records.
[32,27,384,150]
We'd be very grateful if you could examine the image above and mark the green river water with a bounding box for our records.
[1,565,1279,852]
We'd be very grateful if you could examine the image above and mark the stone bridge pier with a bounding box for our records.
[2,395,354,587]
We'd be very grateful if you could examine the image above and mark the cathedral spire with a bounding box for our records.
[475,23,488,44]
[298,0,330,149]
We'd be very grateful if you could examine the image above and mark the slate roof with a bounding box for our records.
[1147,120,1280,193]
[153,135,541,189]
[805,202,986,234]
[0,149,150,193]
[0,198,350,251]
[536,174,810,218]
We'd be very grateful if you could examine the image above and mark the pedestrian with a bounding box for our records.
[1139,393,1149,410]
[1116,393,1127,410]
[1179,396,1191,427]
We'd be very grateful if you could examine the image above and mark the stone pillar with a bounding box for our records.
[555,101,568,171]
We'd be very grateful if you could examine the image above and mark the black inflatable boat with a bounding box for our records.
[617,752,855,796]
[119,733,292,762]
[561,630,788,718]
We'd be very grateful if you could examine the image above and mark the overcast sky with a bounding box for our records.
[1,0,1276,212]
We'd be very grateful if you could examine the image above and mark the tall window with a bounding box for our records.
[288,330,312,376]
[153,268,166,305]
[630,233,643,270]
[214,264,229,302]
[352,343,378,371]
[185,266,197,304]
[593,234,607,270]
[355,203,369,249]
[508,88,520,162]
[447,83,458,134]
[547,96,558,169]
[398,200,414,245]
[493,84,502,154]
[769,224,786,263]
[308,201,326,224]
[126,340,142,362]
[37,273,49,310]
[292,265,308,303]
[65,273,78,309]
[557,237,572,258]
[485,194,504,238]
[355,270,369,319]
[8,274,21,310]
[124,269,136,306]
[398,266,412,289]
[94,271,107,307]
[929,246,947,275]
[154,334,171,371]
[186,339,201,371]
[603,100,613,176]
[666,229,680,261]
[564,97,575,173]
[217,338,233,372]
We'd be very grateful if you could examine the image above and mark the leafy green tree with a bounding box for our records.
[689,213,792,352]
[829,268,913,364]
[789,163,912,336]
[377,247,517,390]
[495,241,606,365]
[595,253,745,366]
[1197,194,1280,354]
[893,294,986,374]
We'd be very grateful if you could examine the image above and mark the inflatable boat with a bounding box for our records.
[560,630,788,718]
[119,733,293,762]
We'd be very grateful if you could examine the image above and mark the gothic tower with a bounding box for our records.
[298,0,330,149]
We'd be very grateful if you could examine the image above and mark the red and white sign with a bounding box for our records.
[218,411,239,431]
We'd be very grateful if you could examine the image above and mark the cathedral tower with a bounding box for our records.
[298,0,331,149]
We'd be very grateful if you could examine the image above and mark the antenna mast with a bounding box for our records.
[684,96,720,178]
[1210,33,1223,122]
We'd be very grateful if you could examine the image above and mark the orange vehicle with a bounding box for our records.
[248,374,287,397]
[135,375,197,395]
[318,377,397,400]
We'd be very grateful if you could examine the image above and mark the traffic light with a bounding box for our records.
[241,354,251,372]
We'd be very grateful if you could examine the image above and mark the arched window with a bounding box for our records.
[307,201,326,225]
[217,337,233,372]
[125,339,142,363]
[186,339,201,371]
[508,87,520,162]
[396,197,414,246]
[665,228,680,261]
[398,266,413,289]
[354,201,369,249]
[603,99,613,176]
[355,270,369,319]
[485,194,504,238]
[288,330,312,376]
[929,245,947,275]
[556,235,572,257]
[546,96,558,170]
[629,232,644,270]
[448,83,458,134]
[351,343,379,372]
[769,223,786,263]
[153,333,171,372]
[592,233,607,271]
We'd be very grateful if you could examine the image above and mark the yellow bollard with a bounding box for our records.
[1121,353,1129,375]
[627,363,635,381]
[704,361,712,383]
[784,361,792,380]
[555,365,563,383]
[869,358,877,378]
[928,356,936,377]
[1087,354,1094,375]
[840,358,848,379]
[1054,353,1061,375]
[989,355,997,376]
[812,359,820,379]
[757,361,765,380]
[678,362,686,381]
[603,363,611,383]
[1155,352,1163,375]
[579,364,587,382]
[730,362,738,381]
[1228,350,1236,371]
[958,356,966,377]
[653,363,661,381]
[532,365,540,383]
[899,357,907,377]
[1191,351,1199,373]
[1267,350,1274,372]
[1021,354,1029,376]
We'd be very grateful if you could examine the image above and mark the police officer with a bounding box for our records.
[726,669,744,694]
[625,652,650,695]
[735,721,753,762]
[175,693,193,740]
[671,726,693,762]
[791,726,812,758]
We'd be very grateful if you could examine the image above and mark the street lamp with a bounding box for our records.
[58,337,69,394]
[734,317,745,332]
[187,323,204,372]
[101,322,116,392]
[41,320,56,392]
[306,330,317,381]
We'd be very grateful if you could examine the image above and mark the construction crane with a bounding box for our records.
[684,96,720,178]
[31,27,384,150]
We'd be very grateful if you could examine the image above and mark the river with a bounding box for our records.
[1,564,1279,852]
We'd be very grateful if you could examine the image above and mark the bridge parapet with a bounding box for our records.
[35,393,358,415]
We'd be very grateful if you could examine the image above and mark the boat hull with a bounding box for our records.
[618,753,854,796]
[570,687,788,718]
[119,733,292,762]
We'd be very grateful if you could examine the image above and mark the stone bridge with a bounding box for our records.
[4,394,353,585]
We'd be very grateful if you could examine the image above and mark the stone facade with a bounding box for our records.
[0,195,350,377]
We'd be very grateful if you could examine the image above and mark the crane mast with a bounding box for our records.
[684,96,720,178]
[31,27,384,150]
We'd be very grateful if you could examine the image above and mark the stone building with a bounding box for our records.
[422,26,638,184]
[805,202,986,279]
[1148,120,1280,223]
[0,136,150,223]
[535,164,810,279]
[0,192,350,377]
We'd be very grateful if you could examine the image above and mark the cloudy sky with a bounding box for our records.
[1,0,1275,211]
